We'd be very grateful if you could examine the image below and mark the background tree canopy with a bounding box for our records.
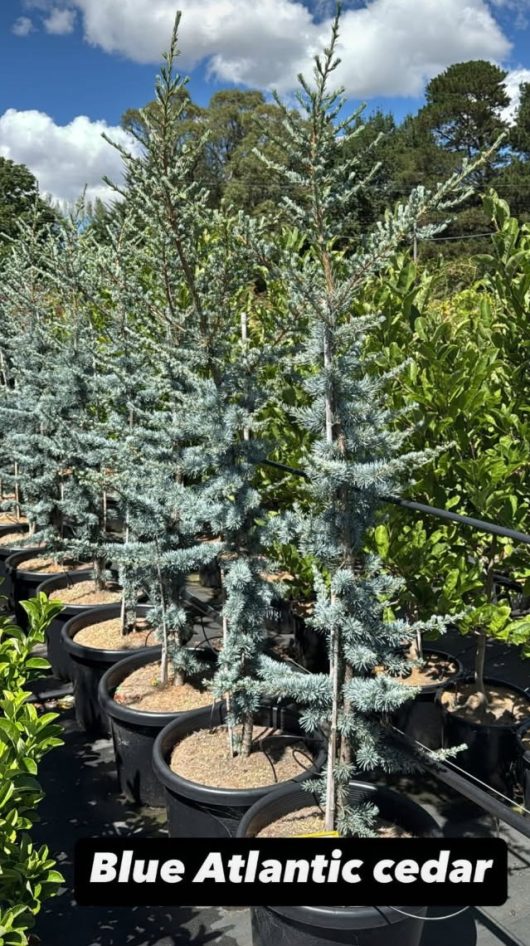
[5,56,530,261]
[0,157,56,258]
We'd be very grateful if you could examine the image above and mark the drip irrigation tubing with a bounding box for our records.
[260,458,530,547]
[391,726,530,839]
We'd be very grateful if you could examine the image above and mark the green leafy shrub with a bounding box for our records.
[0,593,64,946]
[361,207,530,690]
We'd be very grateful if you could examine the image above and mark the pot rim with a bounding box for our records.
[239,779,437,928]
[435,674,530,731]
[0,522,28,536]
[152,701,327,804]
[5,548,80,578]
[37,568,96,593]
[0,521,31,553]
[98,644,217,727]
[37,571,124,615]
[398,646,464,695]
[516,717,530,753]
[261,903,428,930]
[61,603,155,664]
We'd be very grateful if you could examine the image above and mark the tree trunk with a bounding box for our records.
[340,663,352,767]
[94,556,106,591]
[220,566,236,759]
[241,312,250,442]
[14,462,21,521]
[325,620,341,831]
[473,543,497,705]
[475,630,487,700]
[155,537,169,687]
[240,713,254,758]
[102,490,108,534]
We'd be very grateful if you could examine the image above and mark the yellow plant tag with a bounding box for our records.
[294,831,340,838]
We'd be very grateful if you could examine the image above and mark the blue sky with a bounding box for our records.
[1,0,530,203]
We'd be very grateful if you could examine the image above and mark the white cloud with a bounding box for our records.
[54,0,511,97]
[11,16,35,37]
[502,68,530,123]
[43,7,76,34]
[0,109,137,204]
[335,0,511,97]
[489,0,530,29]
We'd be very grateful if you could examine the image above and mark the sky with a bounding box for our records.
[1,0,530,204]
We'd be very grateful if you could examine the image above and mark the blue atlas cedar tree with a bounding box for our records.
[0,212,54,527]
[86,211,222,685]
[0,209,99,558]
[104,14,285,756]
[254,7,500,833]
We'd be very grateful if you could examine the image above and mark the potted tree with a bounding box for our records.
[0,213,114,638]
[437,535,530,796]
[232,10,490,945]
[94,285,222,797]
[360,240,530,757]
[133,19,327,834]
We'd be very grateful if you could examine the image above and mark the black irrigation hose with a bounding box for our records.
[260,458,530,547]
[390,728,530,839]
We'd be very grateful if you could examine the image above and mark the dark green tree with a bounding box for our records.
[0,158,56,259]
[496,82,530,220]
[510,81,530,157]
[421,60,509,183]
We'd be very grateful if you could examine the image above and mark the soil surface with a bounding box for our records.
[0,513,26,524]
[16,555,87,574]
[441,683,530,725]
[0,530,30,547]
[392,654,460,687]
[170,727,315,789]
[292,601,314,619]
[50,581,122,605]
[114,661,214,713]
[74,617,155,651]
[256,806,412,838]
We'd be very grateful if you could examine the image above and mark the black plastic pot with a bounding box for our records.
[436,675,530,796]
[62,604,154,736]
[291,604,328,673]
[238,781,439,946]
[393,648,464,751]
[5,550,81,627]
[152,702,327,838]
[0,523,30,603]
[99,646,217,807]
[516,719,530,810]
[36,571,118,682]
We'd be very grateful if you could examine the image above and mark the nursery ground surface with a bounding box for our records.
[26,621,530,946]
